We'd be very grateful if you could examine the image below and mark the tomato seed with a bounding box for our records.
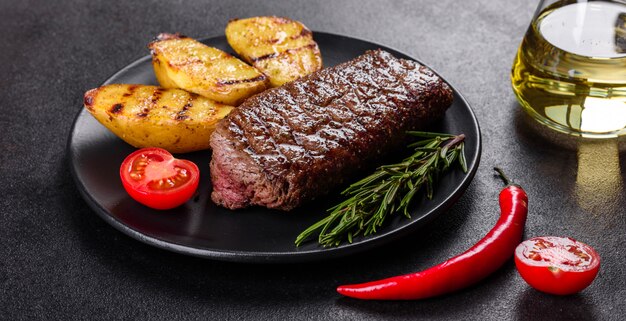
[529,252,542,261]
[129,172,143,180]
[534,239,554,250]
[567,245,590,261]
[175,167,188,177]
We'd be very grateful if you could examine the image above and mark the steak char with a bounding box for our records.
[210,49,453,210]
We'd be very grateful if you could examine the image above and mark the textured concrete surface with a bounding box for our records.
[1,0,625,320]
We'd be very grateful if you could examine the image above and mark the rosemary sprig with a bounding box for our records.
[295,131,467,247]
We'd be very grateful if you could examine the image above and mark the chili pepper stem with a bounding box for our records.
[493,167,512,186]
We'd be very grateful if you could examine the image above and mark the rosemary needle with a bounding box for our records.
[295,131,467,247]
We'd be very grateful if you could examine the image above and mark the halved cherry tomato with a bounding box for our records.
[120,147,199,210]
[515,236,600,295]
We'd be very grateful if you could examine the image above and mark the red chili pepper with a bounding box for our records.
[336,167,528,300]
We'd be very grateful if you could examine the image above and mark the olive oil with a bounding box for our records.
[512,1,626,137]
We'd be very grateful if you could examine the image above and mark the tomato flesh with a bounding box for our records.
[120,147,199,210]
[515,236,600,295]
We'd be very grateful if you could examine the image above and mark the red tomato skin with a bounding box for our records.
[120,148,199,210]
[121,176,198,210]
[514,237,600,295]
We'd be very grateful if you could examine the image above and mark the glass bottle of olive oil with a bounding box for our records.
[512,0,626,138]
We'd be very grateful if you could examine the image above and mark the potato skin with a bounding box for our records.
[83,84,233,153]
[225,16,323,87]
[149,33,268,106]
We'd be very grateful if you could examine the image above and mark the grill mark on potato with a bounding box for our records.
[167,51,233,70]
[155,32,188,42]
[175,94,197,121]
[298,28,312,37]
[110,103,124,114]
[150,88,163,108]
[84,88,97,111]
[175,111,190,121]
[169,57,203,68]
[217,74,267,86]
[122,85,138,97]
[251,43,317,62]
[267,29,311,44]
[131,88,162,118]
[252,52,278,62]
[137,105,150,118]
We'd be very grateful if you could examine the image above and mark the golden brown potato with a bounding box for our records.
[149,33,268,106]
[225,16,323,87]
[84,84,233,153]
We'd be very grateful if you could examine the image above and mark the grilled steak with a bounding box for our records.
[210,49,453,210]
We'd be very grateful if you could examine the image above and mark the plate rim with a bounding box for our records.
[67,31,482,263]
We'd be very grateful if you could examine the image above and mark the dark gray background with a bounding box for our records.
[1,0,625,320]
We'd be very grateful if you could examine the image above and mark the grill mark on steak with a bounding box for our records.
[240,93,327,176]
[316,62,405,158]
[269,90,357,193]
[252,83,361,166]
[210,49,453,210]
[229,109,280,158]
[252,93,312,162]
[287,71,374,154]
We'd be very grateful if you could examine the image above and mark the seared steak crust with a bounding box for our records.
[210,49,453,210]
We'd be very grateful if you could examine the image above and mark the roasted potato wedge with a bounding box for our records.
[84,84,233,153]
[225,16,323,87]
[149,33,268,106]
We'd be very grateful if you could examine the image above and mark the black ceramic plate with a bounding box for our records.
[68,32,481,263]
